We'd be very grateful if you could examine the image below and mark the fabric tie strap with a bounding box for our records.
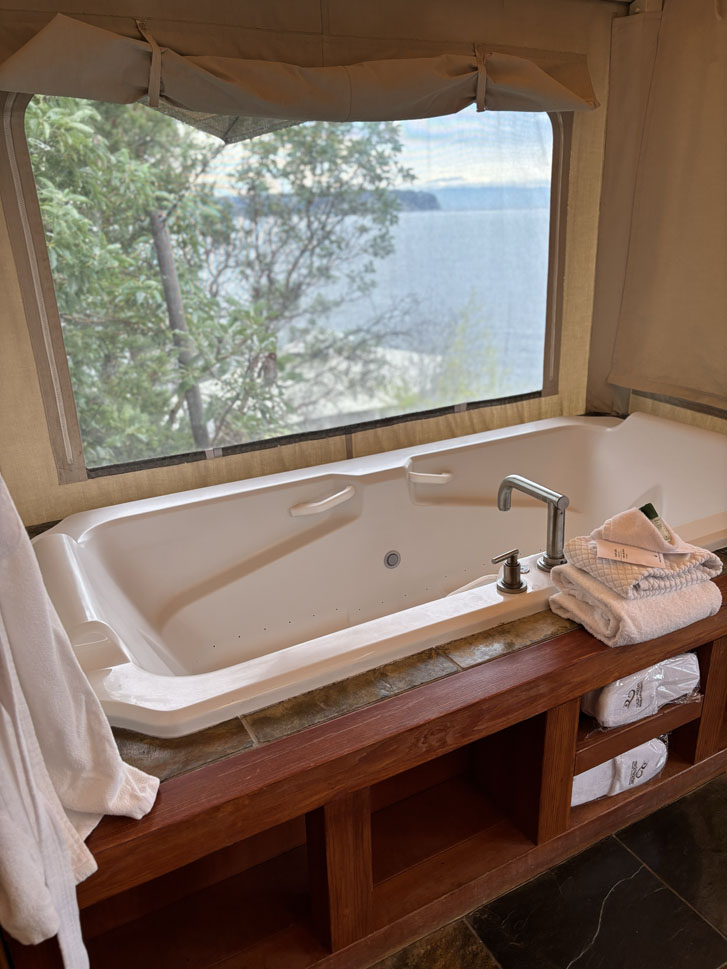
[474,44,488,112]
[136,20,162,107]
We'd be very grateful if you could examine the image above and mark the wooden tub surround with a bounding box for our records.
[6,573,727,969]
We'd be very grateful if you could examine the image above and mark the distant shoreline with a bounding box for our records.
[221,183,552,215]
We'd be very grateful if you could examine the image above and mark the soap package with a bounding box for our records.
[571,737,668,807]
[581,653,700,729]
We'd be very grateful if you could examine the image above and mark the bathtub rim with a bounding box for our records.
[34,414,624,543]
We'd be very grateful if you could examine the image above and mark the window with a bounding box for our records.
[23,97,556,472]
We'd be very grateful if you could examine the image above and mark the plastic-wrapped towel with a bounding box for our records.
[0,473,159,966]
[565,508,721,600]
[571,738,668,806]
[581,653,701,728]
[549,563,722,647]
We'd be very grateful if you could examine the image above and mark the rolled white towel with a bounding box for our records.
[549,564,722,647]
[565,508,721,600]
[571,738,668,806]
[581,653,701,728]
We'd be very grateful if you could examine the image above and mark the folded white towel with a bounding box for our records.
[0,474,159,964]
[571,738,668,806]
[565,508,721,600]
[581,653,700,727]
[549,564,722,647]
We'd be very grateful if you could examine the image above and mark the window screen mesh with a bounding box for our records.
[26,97,552,468]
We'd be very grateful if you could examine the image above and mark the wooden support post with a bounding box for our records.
[672,638,727,764]
[537,697,581,842]
[306,788,372,951]
[473,696,580,846]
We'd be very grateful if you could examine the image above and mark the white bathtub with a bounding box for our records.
[34,414,727,737]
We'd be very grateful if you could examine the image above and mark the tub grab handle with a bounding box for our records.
[408,470,452,485]
[289,484,356,517]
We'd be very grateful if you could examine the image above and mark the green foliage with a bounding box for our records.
[26,98,413,464]
[27,98,216,462]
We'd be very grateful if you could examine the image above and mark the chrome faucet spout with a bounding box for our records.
[497,474,569,572]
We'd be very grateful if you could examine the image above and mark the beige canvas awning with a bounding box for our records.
[0,14,597,135]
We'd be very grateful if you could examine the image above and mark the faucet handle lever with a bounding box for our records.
[491,549,527,594]
[491,548,520,565]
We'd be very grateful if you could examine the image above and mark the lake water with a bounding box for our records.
[313,204,551,404]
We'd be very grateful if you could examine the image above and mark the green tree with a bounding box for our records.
[26,97,413,465]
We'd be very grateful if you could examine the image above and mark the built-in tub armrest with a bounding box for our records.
[289,484,356,517]
[32,532,128,671]
[407,470,453,485]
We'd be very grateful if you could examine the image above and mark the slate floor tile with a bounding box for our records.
[468,836,727,969]
[370,920,500,969]
[618,773,727,935]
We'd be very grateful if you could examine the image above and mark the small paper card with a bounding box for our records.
[595,539,666,568]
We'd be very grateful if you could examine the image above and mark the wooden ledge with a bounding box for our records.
[575,696,703,773]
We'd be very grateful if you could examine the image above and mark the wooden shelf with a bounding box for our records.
[574,697,703,774]
[85,847,324,969]
[81,817,307,941]
[372,816,531,930]
[371,773,508,885]
[568,749,694,828]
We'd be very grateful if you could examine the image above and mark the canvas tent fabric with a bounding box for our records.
[0,0,617,526]
[0,14,599,122]
[0,13,598,134]
[586,12,661,415]
[591,0,727,411]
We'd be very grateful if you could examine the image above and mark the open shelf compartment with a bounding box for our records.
[81,817,324,969]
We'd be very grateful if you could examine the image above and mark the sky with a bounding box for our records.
[204,106,553,194]
[391,106,553,190]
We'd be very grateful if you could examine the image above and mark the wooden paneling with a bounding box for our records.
[370,749,470,812]
[575,697,703,774]
[81,816,306,940]
[8,745,727,969]
[371,775,504,883]
[2,940,62,969]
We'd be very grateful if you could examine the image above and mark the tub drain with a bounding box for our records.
[384,550,401,569]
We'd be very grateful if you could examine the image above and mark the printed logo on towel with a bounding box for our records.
[629,760,649,785]
[624,682,644,709]
[595,539,666,569]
